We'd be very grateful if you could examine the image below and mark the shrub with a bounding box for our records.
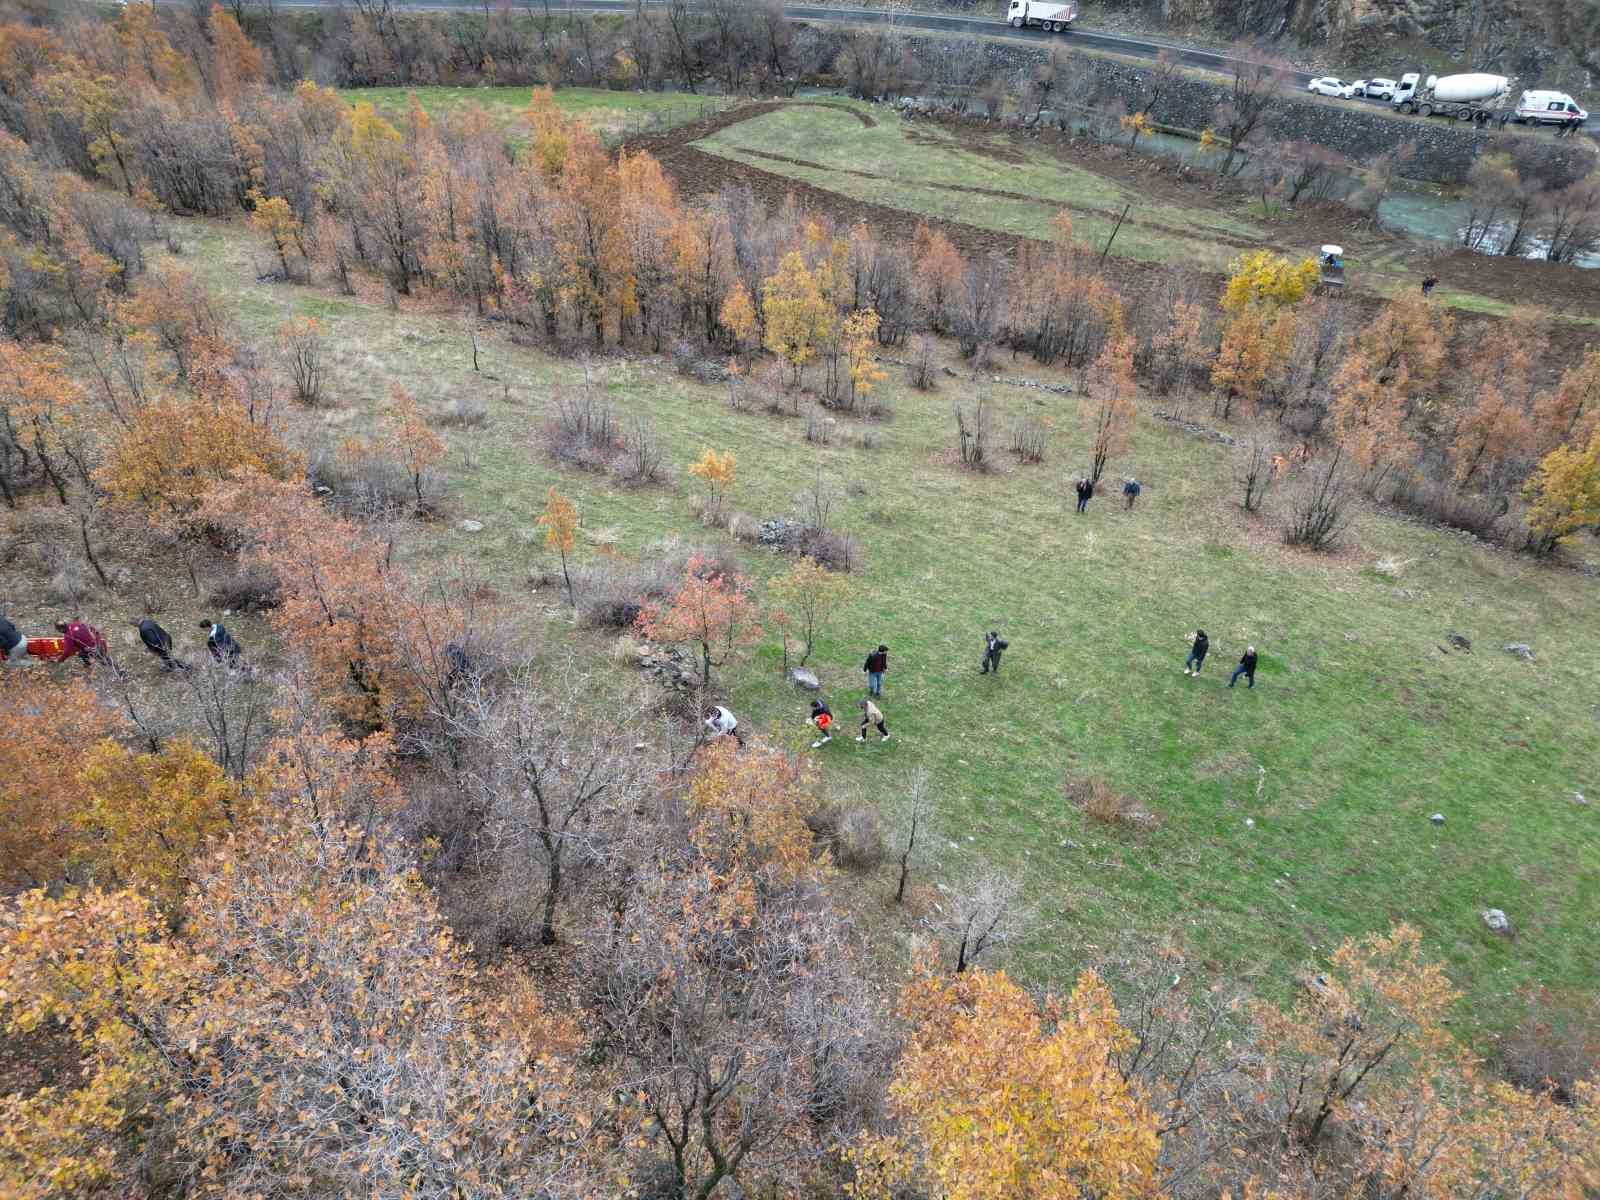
[278,316,325,405]
[307,444,445,521]
[954,398,993,471]
[1499,987,1600,1103]
[45,562,94,607]
[1385,473,1512,543]
[538,383,626,472]
[1009,414,1048,464]
[209,567,282,612]
[799,527,864,573]
[836,803,886,870]
[443,395,489,428]
[1285,448,1354,552]
[727,511,762,543]
[804,405,831,445]
[857,428,882,452]
[1065,774,1159,829]
[620,416,667,486]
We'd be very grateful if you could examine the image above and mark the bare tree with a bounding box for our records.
[935,867,1028,973]
[448,662,649,946]
[1234,438,1278,512]
[1285,443,1354,551]
[1538,173,1600,263]
[953,396,993,471]
[1215,44,1288,177]
[892,768,932,904]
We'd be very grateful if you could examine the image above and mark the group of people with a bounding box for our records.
[703,623,1263,755]
[1183,630,1259,688]
[0,611,245,673]
[1073,476,1142,514]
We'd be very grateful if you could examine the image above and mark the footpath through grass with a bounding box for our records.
[186,219,1599,1033]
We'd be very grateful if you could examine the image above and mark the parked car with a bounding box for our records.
[1358,77,1397,99]
[1307,77,1359,99]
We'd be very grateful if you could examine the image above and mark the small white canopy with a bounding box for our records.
[1321,244,1344,257]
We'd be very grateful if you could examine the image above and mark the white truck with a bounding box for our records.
[1006,0,1078,32]
[1392,73,1510,124]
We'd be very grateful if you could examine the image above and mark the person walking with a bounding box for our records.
[135,617,188,671]
[1421,274,1439,297]
[857,697,890,742]
[200,618,243,666]
[1230,645,1258,689]
[863,644,888,696]
[53,619,109,671]
[704,705,745,747]
[1122,477,1141,510]
[1183,629,1209,676]
[980,630,1008,675]
[1074,476,1094,514]
[809,699,834,748]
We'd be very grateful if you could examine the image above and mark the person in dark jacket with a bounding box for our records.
[0,613,22,663]
[863,644,888,697]
[1230,645,1258,688]
[980,631,1008,675]
[1074,477,1094,514]
[1122,477,1141,510]
[809,699,834,748]
[1421,274,1439,297]
[54,619,109,670]
[135,617,188,671]
[1183,629,1209,676]
[200,618,243,666]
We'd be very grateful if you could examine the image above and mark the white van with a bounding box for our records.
[1512,90,1588,126]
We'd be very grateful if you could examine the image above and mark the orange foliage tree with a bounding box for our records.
[636,552,760,685]
[686,446,736,513]
[538,484,579,605]
[1327,296,1450,479]
[1450,310,1542,488]
[0,672,126,889]
[1522,424,1600,552]
[686,736,824,887]
[0,337,94,505]
[1083,303,1138,483]
[1532,345,1600,455]
[849,963,1160,1200]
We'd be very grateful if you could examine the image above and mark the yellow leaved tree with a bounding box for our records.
[687,447,736,514]
[538,485,579,605]
[1523,424,1600,553]
[1220,249,1320,315]
[848,963,1160,1200]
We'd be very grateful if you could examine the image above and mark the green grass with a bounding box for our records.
[182,218,1599,1035]
[696,103,1265,272]
[343,85,728,140]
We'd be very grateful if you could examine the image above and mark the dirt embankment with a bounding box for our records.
[620,103,1599,369]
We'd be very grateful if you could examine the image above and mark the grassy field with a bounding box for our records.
[180,217,1599,1033]
[696,103,1266,272]
[345,85,728,141]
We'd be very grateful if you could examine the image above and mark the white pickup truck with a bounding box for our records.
[1007,1,1078,32]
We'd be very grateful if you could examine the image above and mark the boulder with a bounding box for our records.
[1481,908,1512,934]
[787,666,821,691]
[458,519,485,534]
[1446,632,1471,651]
[1503,642,1535,660]
[1429,812,1445,825]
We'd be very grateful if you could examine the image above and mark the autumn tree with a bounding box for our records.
[1532,345,1600,454]
[390,385,446,512]
[1327,295,1450,482]
[1523,424,1600,552]
[1083,304,1138,483]
[913,223,965,333]
[636,552,760,685]
[719,280,758,353]
[538,484,578,605]
[686,446,736,514]
[74,737,244,909]
[0,673,126,889]
[1211,304,1297,420]
[1450,309,1543,489]
[0,338,94,505]
[1220,250,1319,316]
[763,250,833,386]
[842,307,887,411]
[249,191,309,281]
[768,556,851,670]
[686,736,823,886]
[1148,296,1210,415]
[848,963,1160,1200]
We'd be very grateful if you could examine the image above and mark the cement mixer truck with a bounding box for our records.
[1392,72,1510,124]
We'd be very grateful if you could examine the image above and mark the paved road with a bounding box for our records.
[251,0,1597,133]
